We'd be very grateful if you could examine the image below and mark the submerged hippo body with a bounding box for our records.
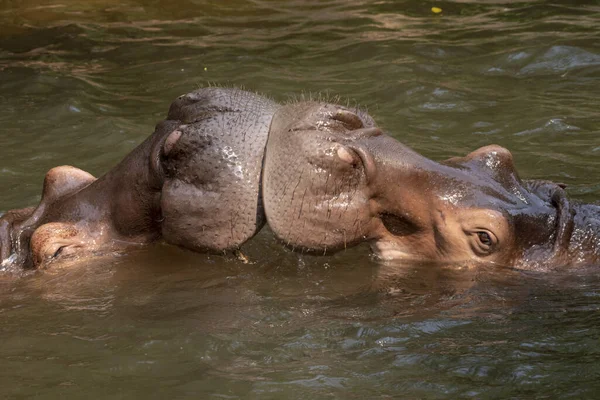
[0,87,598,269]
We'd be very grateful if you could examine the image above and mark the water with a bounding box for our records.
[1,0,599,398]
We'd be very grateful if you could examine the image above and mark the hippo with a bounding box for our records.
[0,88,278,269]
[263,100,599,269]
[0,87,598,270]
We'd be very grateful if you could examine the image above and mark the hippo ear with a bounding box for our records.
[7,166,96,265]
[41,166,96,202]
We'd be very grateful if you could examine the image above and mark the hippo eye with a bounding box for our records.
[470,230,497,256]
[465,229,498,257]
[477,232,492,247]
[53,246,66,258]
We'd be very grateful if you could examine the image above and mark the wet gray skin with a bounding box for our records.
[0,87,598,269]
[263,100,600,268]
[0,88,278,268]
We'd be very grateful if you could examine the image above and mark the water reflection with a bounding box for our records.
[1,240,599,397]
[3,242,541,331]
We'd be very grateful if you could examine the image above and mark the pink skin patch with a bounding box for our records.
[164,130,183,156]
[337,146,356,165]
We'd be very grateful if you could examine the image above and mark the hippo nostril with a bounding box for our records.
[163,130,183,156]
[337,146,358,166]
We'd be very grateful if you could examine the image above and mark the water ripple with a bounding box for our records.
[1,1,600,398]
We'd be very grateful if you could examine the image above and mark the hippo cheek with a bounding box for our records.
[159,128,267,252]
[368,210,431,261]
[371,207,516,265]
[158,88,278,253]
[437,208,515,264]
[370,234,436,262]
[262,138,376,253]
[160,180,230,252]
[160,177,265,253]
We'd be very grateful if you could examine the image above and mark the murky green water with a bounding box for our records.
[1,0,599,398]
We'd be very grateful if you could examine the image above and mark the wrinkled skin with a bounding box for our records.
[0,88,277,268]
[262,101,600,268]
[1,88,599,270]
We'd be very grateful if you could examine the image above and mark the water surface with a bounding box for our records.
[0,1,599,398]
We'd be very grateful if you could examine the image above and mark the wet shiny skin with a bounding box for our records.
[0,1,599,399]
[5,91,595,270]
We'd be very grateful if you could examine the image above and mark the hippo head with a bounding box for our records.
[0,87,280,270]
[0,122,178,269]
[371,144,577,268]
[262,102,599,268]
